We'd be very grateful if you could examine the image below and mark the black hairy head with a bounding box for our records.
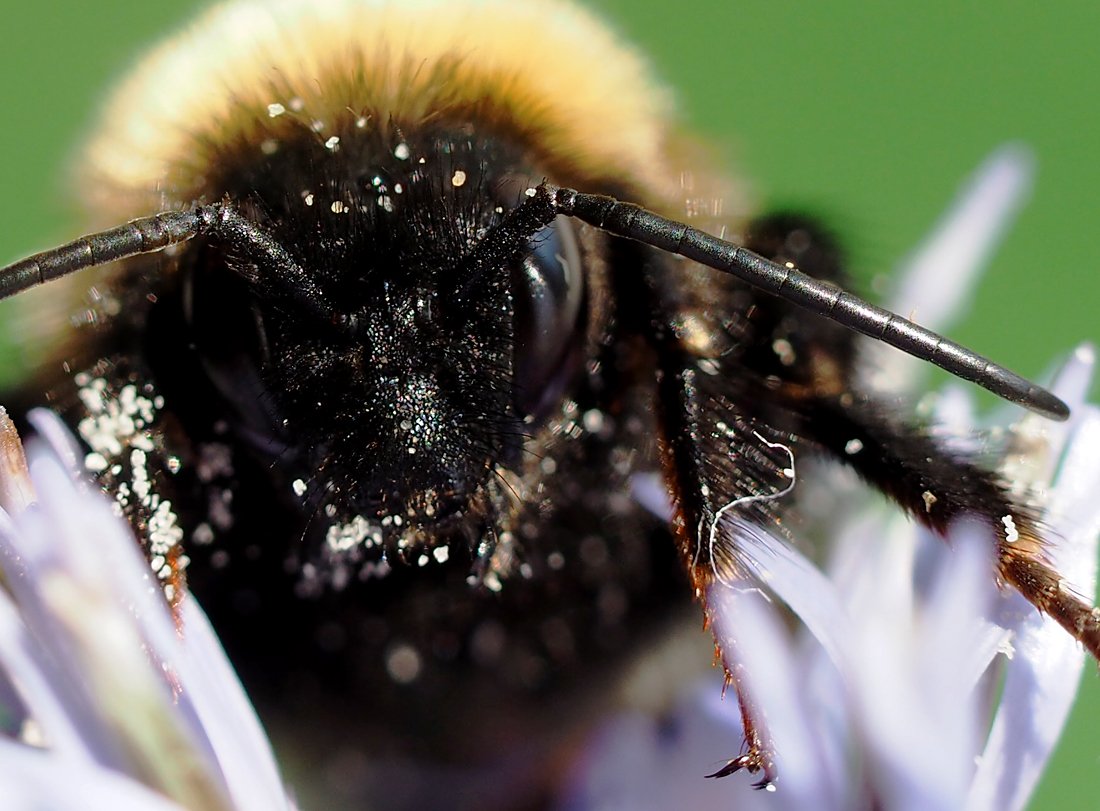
[175,120,588,561]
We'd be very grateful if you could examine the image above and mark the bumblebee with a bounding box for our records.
[0,1,1095,808]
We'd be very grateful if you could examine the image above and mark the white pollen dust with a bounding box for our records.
[75,373,184,590]
[922,490,938,513]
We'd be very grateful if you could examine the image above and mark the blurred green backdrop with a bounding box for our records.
[0,1,1095,808]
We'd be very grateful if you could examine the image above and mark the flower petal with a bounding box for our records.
[968,348,1100,811]
[0,738,187,811]
[862,144,1034,394]
[0,423,295,811]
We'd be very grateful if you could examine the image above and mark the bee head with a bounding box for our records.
[177,123,587,560]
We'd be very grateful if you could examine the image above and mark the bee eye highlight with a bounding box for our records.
[511,215,584,420]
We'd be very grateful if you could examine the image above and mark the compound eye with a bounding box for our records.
[181,249,284,452]
[512,215,584,419]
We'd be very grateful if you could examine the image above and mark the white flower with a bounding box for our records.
[0,410,295,811]
[559,147,1100,811]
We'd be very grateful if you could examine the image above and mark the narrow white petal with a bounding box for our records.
[0,432,295,810]
[723,517,850,672]
[175,599,293,811]
[969,411,1100,810]
[710,585,845,810]
[0,738,186,811]
[862,145,1034,393]
[629,472,673,522]
[26,408,84,478]
[1040,343,1097,464]
[14,452,234,808]
[0,586,99,762]
[553,678,774,811]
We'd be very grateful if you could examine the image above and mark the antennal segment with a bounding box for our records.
[0,205,335,322]
[542,185,1069,422]
[0,208,217,301]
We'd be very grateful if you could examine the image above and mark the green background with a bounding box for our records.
[0,2,1095,807]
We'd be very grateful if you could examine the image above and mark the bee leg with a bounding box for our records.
[640,213,853,781]
[735,212,1100,659]
[650,358,796,784]
[776,387,1100,660]
[702,657,776,787]
[643,210,1098,785]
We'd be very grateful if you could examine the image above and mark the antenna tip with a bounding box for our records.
[1027,387,1071,422]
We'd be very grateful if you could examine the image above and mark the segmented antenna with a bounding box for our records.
[0,208,215,300]
[0,204,334,321]
[0,187,1070,422]
[538,185,1068,422]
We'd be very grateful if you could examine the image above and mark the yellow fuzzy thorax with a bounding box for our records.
[79,0,715,220]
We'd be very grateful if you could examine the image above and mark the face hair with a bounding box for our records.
[0,184,1068,421]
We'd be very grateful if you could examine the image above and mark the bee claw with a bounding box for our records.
[704,747,776,788]
[704,758,744,779]
[751,775,775,791]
